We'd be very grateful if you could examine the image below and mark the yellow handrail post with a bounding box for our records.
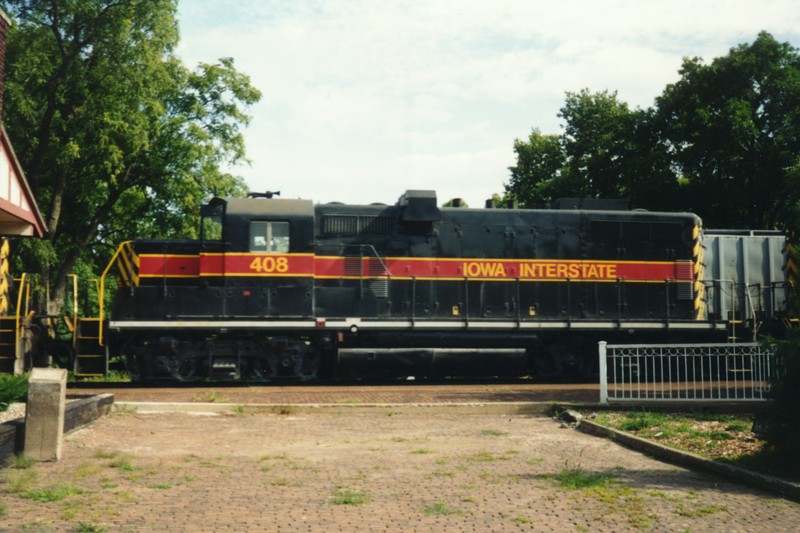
[98,241,133,346]
[14,273,26,341]
[67,274,78,347]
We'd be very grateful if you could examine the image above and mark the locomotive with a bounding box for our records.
[79,188,789,382]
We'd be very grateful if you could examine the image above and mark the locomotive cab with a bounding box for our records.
[198,195,316,317]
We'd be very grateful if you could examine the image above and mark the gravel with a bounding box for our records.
[0,402,25,424]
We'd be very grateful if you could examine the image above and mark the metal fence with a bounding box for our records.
[599,342,775,404]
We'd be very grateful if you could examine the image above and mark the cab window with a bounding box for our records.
[250,221,290,252]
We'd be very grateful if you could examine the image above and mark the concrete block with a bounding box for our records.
[24,367,67,461]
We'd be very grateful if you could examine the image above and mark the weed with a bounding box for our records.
[274,405,294,415]
[410,449,433,455]
[74,523,108,533]
[0,499,6,518]
[6,454,34,469]
[423,500,461,515]
[675,502,725,517]
[147,483,172,490]
[4,468,38,493]
[336,398,362,404]
[112,404,138,415]
[331,489,370,505]
[194,390,229,403]
[93,449,121,460]
[554,463,615,490]
[469,451,510,462]
[74,462,103,479]
[231,404,247,416]
[618,411,671,432]
[79,370,131,383]
[109,456,139,471]
[480,429,507,437]
[270,477,301,487]
[23,484,83,502]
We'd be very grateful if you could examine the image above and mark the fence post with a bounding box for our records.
[599,341,608,405]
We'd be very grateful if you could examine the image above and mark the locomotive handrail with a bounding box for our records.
[67,274,78,346]
[14,272,29,341]
[97,241,134,346]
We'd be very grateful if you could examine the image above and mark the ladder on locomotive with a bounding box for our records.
[0,273,34,375]
[66,275,108,378]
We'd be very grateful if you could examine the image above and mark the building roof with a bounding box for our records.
[0,124,46,237]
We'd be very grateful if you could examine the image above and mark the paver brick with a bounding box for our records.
[2,409,798,532]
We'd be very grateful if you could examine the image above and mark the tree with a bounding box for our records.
[1,0,261,313]
[654,31,800,228]
[506,33,800,229]
[505,129,570,208]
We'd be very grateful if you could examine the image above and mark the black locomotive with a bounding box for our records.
[96,189,741,381]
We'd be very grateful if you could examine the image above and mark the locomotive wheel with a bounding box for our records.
[535,338,595,378]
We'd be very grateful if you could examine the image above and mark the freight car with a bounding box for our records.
[54,190,788,381]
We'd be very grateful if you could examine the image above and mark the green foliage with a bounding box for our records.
[763,332,800,454]
[554,463,616,489]
[422,500,461,515]
[617,411,671,432]
[6,453,35,469]
[506,129,569,207]
[506,32,800,231]
[655,32,800,229]
[23,483,83,502]
[74,524,108,533]
[2,1,260,312]
[0,373,28,411]
[330,488,370,505]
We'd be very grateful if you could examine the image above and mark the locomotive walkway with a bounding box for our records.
[1,383,799,531]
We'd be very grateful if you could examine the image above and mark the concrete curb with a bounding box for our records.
[0,393,114,463]
[577,418,800,503]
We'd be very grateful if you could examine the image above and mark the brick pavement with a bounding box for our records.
[2,408,799,532]
[67,382,600,405]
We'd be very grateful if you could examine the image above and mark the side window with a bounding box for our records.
[250,221,290,253]
[201,204,223,241]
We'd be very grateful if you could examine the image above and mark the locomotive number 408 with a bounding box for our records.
[249,256,289,273]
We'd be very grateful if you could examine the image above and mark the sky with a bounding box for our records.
[176,0,800,208]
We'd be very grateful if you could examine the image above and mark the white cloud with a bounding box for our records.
[177,0,800,207]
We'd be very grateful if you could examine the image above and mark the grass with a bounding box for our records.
[423,500,461,516]
[6,454,35,469]
[74,523,108,533]
[3,468,38,493]
[554,464,615,489]
[193,391,229,403]
[76,370,131,383]
[594,411,761,456]
[23,484,83,502]
[480,429,507,437]
[468,451,512,462]
[330,488,370,505]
